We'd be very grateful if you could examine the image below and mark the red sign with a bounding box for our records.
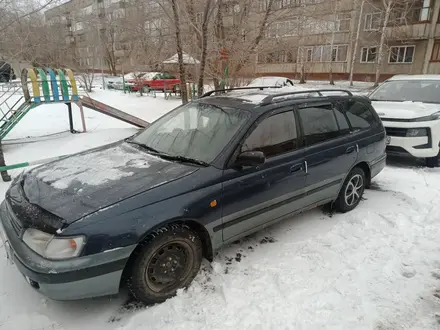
[219,48,229,60]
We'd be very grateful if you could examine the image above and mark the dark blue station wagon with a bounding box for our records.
[0,88,386,304]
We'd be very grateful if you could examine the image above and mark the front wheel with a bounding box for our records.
[127,224,203,304]
[335,167,366,213]
[426,152,440,168]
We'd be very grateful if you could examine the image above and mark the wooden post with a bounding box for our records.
[67,102,74,133]
[76,102,87,133]
[0,140,11,182]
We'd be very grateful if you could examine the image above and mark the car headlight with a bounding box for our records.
[22,228,85,260]
[412,111,440,122]
[406,128,428,137]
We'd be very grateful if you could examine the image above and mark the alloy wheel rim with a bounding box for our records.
[344,174,363,206]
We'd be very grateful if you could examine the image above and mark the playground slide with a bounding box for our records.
[80,96,149,128]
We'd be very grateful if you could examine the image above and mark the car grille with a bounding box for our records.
[385,127,407,137]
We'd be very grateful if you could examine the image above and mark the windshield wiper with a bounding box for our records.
[160,154,209,167]
[125,140,160,154]
[126,139,209,166]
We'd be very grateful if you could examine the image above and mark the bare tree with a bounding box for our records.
[182,0,216,96]
[0,0,59,33]
[171,0,189,103]
[374,0,393,87]
[349,0,366,86]
[324,2,339,85]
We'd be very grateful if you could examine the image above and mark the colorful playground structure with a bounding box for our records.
[0,67,149,141]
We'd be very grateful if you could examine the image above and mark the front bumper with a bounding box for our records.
[0,201,136,300]
[383,119,440,158]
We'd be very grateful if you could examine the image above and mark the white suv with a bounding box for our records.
[369,75,440,167]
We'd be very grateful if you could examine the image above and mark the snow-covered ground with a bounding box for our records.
[1,83,440,330]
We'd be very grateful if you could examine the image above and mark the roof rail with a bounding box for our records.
[201,86,282,98]
[260,88,353,105]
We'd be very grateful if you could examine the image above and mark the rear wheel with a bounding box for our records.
[335,167,366,213]
[127,224,202,304]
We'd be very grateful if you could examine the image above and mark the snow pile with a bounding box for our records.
[34,143,157,189]
[120,166,440,330]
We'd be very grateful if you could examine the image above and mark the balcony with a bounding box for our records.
[385,23,430,40]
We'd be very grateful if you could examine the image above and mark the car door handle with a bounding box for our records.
[290,163,303,173]
[346,146,356,154]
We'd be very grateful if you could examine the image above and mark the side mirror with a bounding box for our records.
[235,151,265,167]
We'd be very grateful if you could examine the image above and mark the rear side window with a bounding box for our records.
[298,105,340,145]
[333,105,350,132]
[241,111,298,158]
[346,101,377,130]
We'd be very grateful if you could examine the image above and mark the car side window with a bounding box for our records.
[298,104,340,146]
[346,101,377,130]
[241,111,298,158]
[333,102,350,134]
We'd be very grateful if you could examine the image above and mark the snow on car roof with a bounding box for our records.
[388,74,440,81]
[221,86,314,105]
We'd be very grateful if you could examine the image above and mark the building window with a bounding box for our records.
[336,12,351,31]
[196,12,203,23]
[266,19,298,38]
[82,5,93,16]
[332,44,347,61]
[273,0,294,10]
[431,40,440,61]
[360,46,377,63]
[259,49,297,63]
[419,0,431,21]
[364,12,381,31]
[74,21,84,31]
[258,0,269,12]
[389,45,415,63]
[389,0,432,25]
[302,45,348,62]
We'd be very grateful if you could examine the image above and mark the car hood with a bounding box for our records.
[371,100,440,119]
[21,142,198,223]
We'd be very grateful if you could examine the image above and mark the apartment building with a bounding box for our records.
[255,0,440,81]
[44,0,440,81]
[45,0,132,71]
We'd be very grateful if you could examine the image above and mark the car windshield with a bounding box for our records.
[131,102,249,164]
[369,80,440,104]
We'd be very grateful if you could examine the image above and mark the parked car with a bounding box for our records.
[247,76,294,88]
[127,72,180,92]
[369,74,440,167]
[0,87,386,304]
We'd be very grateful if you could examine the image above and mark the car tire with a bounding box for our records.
[127,224,203,304]
[426,153,440,168]
[335,167,366,213]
